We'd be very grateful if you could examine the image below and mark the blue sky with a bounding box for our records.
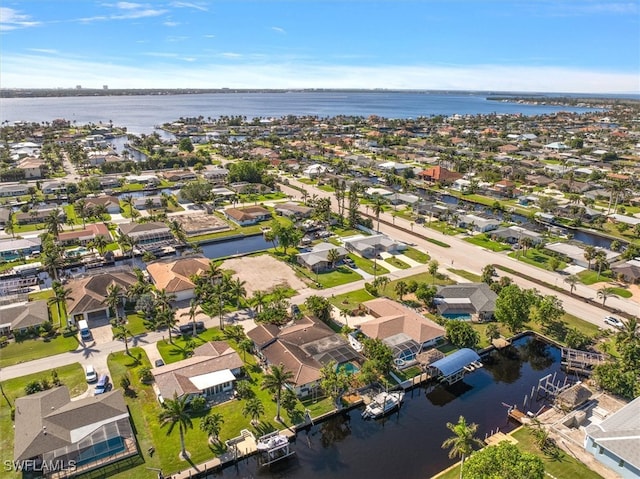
[1,1,638,93]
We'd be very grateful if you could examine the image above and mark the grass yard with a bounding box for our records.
[350,254,390,276]
[384,256,410,269]
[464,235,512,252]
[0,334,79,368]
[157,328,226,364]
[123,312,149,336]
[508,249,566,271]
[329,289,376,311]
[448,268,482,282]
[315,266,363,289]
[402,246,430,263]
[608,287,632,298]
[0,363,86,479]
[578,270,613,285]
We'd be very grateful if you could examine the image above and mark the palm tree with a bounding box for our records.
[242,397,265,426]
[48,281,74,328]
[261,364,294,423]
[112,321,133,355]
[90,234,109,256]
[250,290,267,315]
[157,307,178,343]
[158,393,193,459]
[45,209,64,237]
[103,284,124,320]
[583,245,596,270]
[5,213,15,238]
[428,259,439,285]
[200,412,225,444]
[597,286,617,307]
[155,288,176,313]
[117,233,137,261]
[340,308,350,327]
[377,275,390,293]
[74,199,88,228]
[42,245,65,281]
[122,195,135,217]
[238,338,253,361]
[181,299,201,337]
[616,316,639,348]
[372,196,385,232]
[168,219,188,244]
[229,277,247,309]
[564,274,579,295]
[394,280,408,301]
[441,415,483,479]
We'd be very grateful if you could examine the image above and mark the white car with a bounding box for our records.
[85,365,98,383]
[604,316,623,329]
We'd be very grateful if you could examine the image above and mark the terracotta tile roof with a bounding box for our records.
[57,222,110,242]
[418,166,462,182]
[66,271,137,316]
[146,257,210,293]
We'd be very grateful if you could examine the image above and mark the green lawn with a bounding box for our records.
[0,363,86,479]
[122,312,149,336]
[435,427,603,479]
[609,287,632,298]
[329,289,376,311]
[0,334,79,368]
[448,268,482,282]
[350,254,390,276]
[578,270,613,285]
[157,328,226,364]
[402,246,430,264]
[464,235,512,252]
[315,266,363,289]
[508,249,567,271]
[384,256,410,269]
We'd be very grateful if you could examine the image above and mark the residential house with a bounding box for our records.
[146,256,210,302]
[435,283,498,322]
[417,166,463,185]
[274,202,313,219]
[457,214,500,233]
[152,341,244,402]
[99,176,121,189]
[15,207,66,226]
[118,222,173,245]
[388,192,420,206]
[490,226,544,245]
[359,298,446,365]
[84,195,121,214]
[0,237,42,261]
[546,243,620,269]
[133,195,163,210]
[223,206,272,226]
[302,163,329,179]
[0,208,10,226]
[13,387,136,474]
[247,316,362,397]
[0,183,29,197]
[612,259,640,284]
[41,180,67,196]
[124,174,159,186]
[584,395,640,479]
[0,300,49,336]
[16,157,45,179]
[57,223,111,246]
[202,166,229,185]
[343,234,406,258]
[297,243,348,272]
[66,270,137,323]
[160,169,197,182]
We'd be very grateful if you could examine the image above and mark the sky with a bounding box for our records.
[0,0,639,93]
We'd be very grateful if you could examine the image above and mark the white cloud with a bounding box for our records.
[27,48,59,55]
[0,7,40,31]
[1,53,637,94]
[271,26,286,34]
[164,21,180,27]
[171,2,208,12]
[221,52,242,58]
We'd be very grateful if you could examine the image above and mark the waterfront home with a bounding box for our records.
[611,259,640,284]
[13,387,137,474]
[57,223,111,246]
[417,166,462,185]
[297,243,348,272]
[133,195,163,210]
[146,256,210,302]
[83,195,121,214]
[435,283,498,322]
[66,270,137,323]
[41,180,67,196]
[202,166,230,185]
[545,243,621,269]
[160,169,197,182]
[15,206,66,226]
[0,237,42,261]
[117,221,173,245]
[0,300,49,336]
[359,298,445,366]
[584,395,640,479]
[0,208,10,226]
[343,234,406,258]
[388,192,420,206]
[607,214,640,227]
[491,225,543,245]
[274,202,313,219]
[99,176,121,189]
[247,316,362,398]
[152,341,243,402]
[302,163,329,179]
[0,183,29,197]
[124,174,159,186]
[457,214,500,233]
[224,205,272,226]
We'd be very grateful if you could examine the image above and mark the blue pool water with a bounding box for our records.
[442,313,472,321]
[340,362,360,375]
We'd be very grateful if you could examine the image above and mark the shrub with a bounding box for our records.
[0,335,7,346]
[235,380,254,399]
[25,381,43,395]
[138,367,153,384]
[364,282,379,297]
[190,396,208,413]
[564,328,592,350]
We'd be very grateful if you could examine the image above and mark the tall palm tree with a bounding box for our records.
[428,259,439,285]
[181,299,201,337]
[157,307,178,343]
[242,397,265,426]
[564,275,579,295]
[74,199,88,229]
[90,234,109,256]
[261,364,294,422]
[45,209,64,237]
[238,338,253,361]
[42,245,65,281]
[394,280,408,301]
[327,248,340,270]
[441,415,483,479]
[117,233,137,261]
[48,281,74,328]
[616,316,639,348]
[200,412,225,444]
[597,286,617,307]
[155,288,176,312]
[5,213,15,238]
[250,290,267,315]
[112,321,133,355]
[168,219,188,244]
[122,195,135,217]
[158,393,193,459]
[583,245,596,270]
[229,277,247,309]
[372,196,385,232]
[103,284,124,320]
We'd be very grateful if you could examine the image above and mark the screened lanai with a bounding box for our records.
[428,348,481,384]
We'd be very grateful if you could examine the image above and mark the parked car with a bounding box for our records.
[94,375,111,395]
[178,321,205,335]
[290,304,301,318]
[604,316,623,329]
[343,258,355,268]
[85,365,98,383]
[155,359,165,367]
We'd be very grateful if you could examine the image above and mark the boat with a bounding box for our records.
[256,432,289,451]
[361,391,405,419]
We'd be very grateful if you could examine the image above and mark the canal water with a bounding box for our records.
[217,335,567,479]
[199,234,274,260]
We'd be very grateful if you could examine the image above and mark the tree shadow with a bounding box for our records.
[253,421,277,437]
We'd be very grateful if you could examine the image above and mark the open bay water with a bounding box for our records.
[0,91,605,135]
[213,335,566,479]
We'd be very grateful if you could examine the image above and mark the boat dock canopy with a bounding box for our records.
[430,348,480,377]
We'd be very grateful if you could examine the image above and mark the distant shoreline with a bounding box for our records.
[1,88,637,103]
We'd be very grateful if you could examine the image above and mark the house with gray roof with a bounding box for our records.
[344,234,406,258]
[118,221,173,245]
[584,395,640,479]
[297,243,348,272]
[436,283,498,322]
[13,386,136,474]
[490,225,543,245]
[0,300,49,336]
[0,237,42,261]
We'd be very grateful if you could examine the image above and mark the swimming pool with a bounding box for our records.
[442,313,472,321]
[340,362,360,375]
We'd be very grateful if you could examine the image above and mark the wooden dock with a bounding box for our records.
[561,348,606,376]
[485,431,518,447]
[508,406,530,425]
